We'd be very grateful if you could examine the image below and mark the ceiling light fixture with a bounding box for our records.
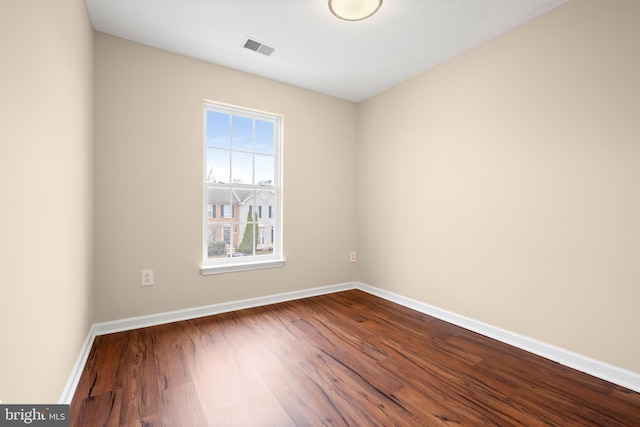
[329,0,383,21]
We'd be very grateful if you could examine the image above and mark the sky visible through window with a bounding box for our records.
[206,111,274,185]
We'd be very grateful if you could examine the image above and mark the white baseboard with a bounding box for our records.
[60,280,640,403]
[58,329,96,404]
[356,282,640,394]
[90,282,357,336]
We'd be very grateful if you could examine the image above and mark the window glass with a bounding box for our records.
[231,115,253,152]
[206,111,230,149]
[255,154,274,185]
[231,151,253,184]
[255,120,274,154]
[206,148,230,184]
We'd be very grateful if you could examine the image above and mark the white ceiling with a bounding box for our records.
[85,0,568,103]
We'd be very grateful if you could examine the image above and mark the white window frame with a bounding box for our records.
[201,101,284,275]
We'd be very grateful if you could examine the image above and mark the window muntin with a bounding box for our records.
[203,102,282,273]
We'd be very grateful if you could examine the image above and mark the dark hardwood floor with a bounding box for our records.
[71,290,640,426]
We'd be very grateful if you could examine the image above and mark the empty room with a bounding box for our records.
[1,0,639,425]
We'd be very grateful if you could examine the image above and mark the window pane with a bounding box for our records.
[232,151,253,184]
[257,222,275,256]
[233,224,240,250]
[206,111,230,149]
[236,221,255,256]
[255,120,274,154]
[206,187,233,259]
[206,148,230,184]
[232,115,253,152]
[255,189,274,220]
[234,188,256,212]
[207,224,228,259]
[255,154,274,185]
[207,188,232,215]
[255,191,275,256]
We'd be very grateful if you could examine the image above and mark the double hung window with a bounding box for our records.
[202,102,283,274]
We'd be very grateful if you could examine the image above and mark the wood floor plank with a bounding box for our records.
[72,391,122,427]
[160,382,208,427]
[75,333,128,399]
[71,289,640,426]
[153,322,196,391]
[118,328,161,425]
[292,353,423,426]
[197,311,296,427]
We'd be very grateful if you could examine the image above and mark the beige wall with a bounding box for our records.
[0,1,93,403]
[357,0,640,374]
[93,34,358,322]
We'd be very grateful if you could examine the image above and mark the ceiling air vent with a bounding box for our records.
[243,38,275,56]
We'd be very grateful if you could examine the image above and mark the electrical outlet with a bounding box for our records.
[349,251,357,263]
[141,269,154,286]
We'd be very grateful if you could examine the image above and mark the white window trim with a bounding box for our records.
[201,258,285,276]
[201,101,285,275]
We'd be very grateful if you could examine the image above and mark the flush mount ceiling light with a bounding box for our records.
[329,0,383,21]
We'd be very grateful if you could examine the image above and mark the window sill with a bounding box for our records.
[200,258,285,276]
